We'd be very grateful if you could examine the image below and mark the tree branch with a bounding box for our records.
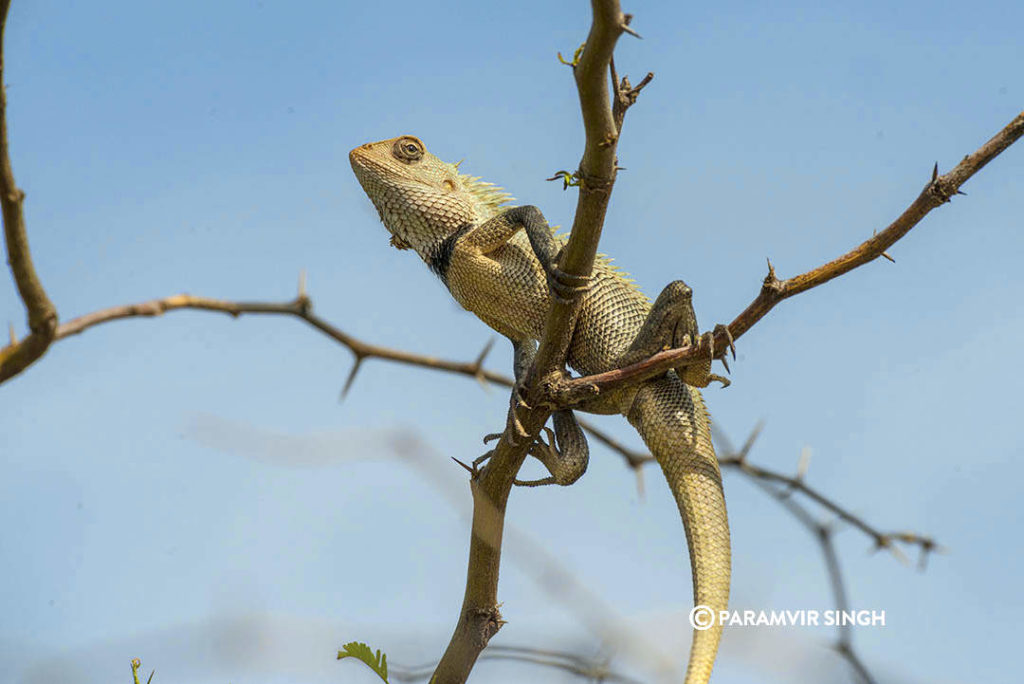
[532,0,633,378]
[51,288,508,392]
[433,3,645,681]
[553,110,1024,406]
[0,0,59,383]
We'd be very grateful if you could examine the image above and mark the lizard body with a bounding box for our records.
[351,135,730,683]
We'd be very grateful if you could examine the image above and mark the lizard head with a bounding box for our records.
[349,136,511,258]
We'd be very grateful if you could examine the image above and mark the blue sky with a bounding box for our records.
[2,1,1022,683]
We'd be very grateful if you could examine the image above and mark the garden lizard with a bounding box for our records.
[350,135,731,683]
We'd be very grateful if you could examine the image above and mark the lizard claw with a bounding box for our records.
[472,449,494,472]
[708,373,731,389]
[715,323,736,361]
[703,324,735,374]
[511,384,532,411]
[530,426,558,459]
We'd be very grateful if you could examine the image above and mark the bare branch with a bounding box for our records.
[553,111,1024,405]
[49,291,512,391]
[434,3,639,681]
[0,0,59,383]
[719,447,939,564]
[532,0,631,378]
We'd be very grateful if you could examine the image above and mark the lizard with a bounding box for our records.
[350,134,732,683]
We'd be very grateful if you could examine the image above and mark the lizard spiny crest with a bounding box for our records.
[350,135,513,260]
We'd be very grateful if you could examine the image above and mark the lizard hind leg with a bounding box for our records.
[475,339,590,487]
[619,280,732,388]
[515,410,590,487]
[477,410,590,487]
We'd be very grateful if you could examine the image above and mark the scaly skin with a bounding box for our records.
[350,135,730,683]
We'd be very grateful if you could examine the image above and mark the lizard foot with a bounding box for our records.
[514,428,565,487]
[679,324,736,389]
[545,264,591,304]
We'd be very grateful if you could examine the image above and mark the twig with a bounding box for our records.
[718,448,939,564]
[53,289,507,392]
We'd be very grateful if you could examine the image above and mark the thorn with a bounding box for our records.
[738,421,763,461]
[340,356,364,401]
[884,542,911,567]
[298,269,307,298]
[917,548,930,571]
[451,457,474,475]
[882,251,895,263]
[621,13,641,39]
[8,322,15,346]
[796,446,811,480]
[471,338,496,392]
[474,337,495,369]
[956,189,967,196]
[765,257,777,281]
[475,374,491,394]
[931,162,939,182]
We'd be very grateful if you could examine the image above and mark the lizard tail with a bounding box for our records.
[626,374,731,684]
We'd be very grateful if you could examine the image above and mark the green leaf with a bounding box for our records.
[337,641,389,682]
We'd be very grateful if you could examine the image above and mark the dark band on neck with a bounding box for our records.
[427,223,474,286]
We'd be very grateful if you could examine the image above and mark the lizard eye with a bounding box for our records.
[393,137,424,163]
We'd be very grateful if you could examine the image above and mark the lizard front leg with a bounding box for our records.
[502,205,590,302]
[619,280,734,388]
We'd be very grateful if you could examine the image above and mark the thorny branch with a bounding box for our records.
[716,425,939,569]
[553,110,1024,407]
[51,280,509,395]
[434,3,649,681]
